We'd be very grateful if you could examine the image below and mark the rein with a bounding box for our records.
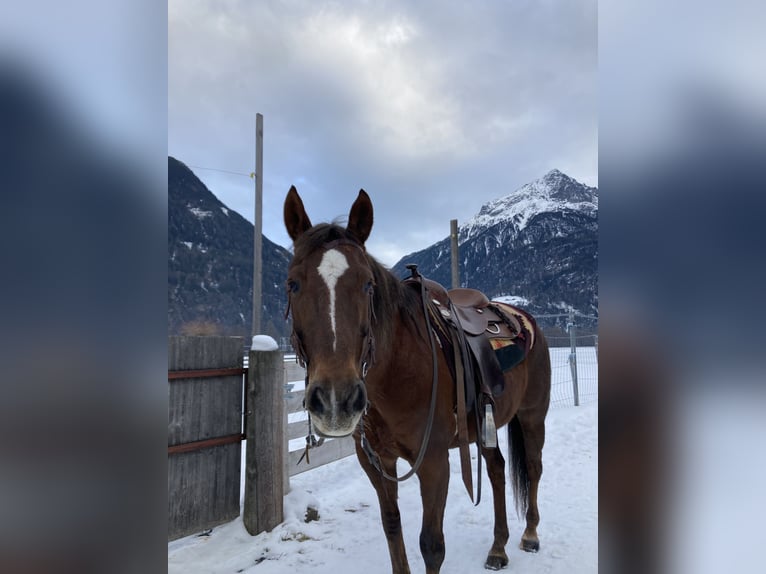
[359,264,440,482]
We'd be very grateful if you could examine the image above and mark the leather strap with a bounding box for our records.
[360,266,440,482]
[449,300,482,505]
[451,329,474,503]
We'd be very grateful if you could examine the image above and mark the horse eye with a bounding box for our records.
[364,280,374,293]
[287,280,299,293]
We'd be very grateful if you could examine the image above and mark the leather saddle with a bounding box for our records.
[420,278,521,341]
[406,270,521,403]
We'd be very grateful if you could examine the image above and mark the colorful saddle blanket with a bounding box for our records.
[486,301,536,372]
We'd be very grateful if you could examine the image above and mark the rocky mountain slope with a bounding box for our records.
[168,157,292,338]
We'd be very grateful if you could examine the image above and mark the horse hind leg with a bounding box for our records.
[482,445,510,570]
[511,411,546,553]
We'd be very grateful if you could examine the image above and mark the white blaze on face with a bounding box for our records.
[317,249,350,351]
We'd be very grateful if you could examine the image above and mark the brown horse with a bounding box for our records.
[283,187,551,574]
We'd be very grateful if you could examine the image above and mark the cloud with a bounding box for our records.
[169,0,597,265]
[320,12,466,157]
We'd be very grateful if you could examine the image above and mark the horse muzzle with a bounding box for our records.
[305,379,367,437]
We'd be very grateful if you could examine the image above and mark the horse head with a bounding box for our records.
[283,186,375,437]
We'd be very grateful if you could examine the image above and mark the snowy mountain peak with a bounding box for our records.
[392,168,598,317]
[464,170,597,240]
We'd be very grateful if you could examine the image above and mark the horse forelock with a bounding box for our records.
[291,224,360,262]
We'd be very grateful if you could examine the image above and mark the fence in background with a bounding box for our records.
[546,336,598,407]
[538,309,598,407]
[277,308,598,473]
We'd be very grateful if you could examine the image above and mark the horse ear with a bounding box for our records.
[347,189,373,245]
[284,186,313,242]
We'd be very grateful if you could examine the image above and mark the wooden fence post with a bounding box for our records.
[450,218,460,289]
[243,349,285,535]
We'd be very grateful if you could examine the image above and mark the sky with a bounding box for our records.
[169,0,597,266]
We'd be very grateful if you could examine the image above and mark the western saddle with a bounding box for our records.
[403,264,528,503]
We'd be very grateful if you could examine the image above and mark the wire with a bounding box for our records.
[188,165,254,178]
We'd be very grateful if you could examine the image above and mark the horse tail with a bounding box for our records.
[507,414,529,518]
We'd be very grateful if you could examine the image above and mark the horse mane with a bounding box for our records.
[292,223,423,347]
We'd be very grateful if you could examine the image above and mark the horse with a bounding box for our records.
[283,187,551,574]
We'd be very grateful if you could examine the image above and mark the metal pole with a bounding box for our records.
[450,219,459,289]
[568,309,580,406]
[253,113,264,336]
[594,334,598,360]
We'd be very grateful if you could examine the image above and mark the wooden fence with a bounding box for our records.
[168,339,351,541]
[283,360,356,476]
[168,336,245,541]
[168,336,597,541]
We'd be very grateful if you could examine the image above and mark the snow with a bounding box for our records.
[221,207,230,216]
[168,403,597,573]
[251,335,279,351]
[459,170,597,242]
[189,206,214,219]
[493,294,530,307]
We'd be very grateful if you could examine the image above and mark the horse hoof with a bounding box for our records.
[520,538,540,553]
[484,554,508,570]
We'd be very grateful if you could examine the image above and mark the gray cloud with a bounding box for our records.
[169,0,596,265]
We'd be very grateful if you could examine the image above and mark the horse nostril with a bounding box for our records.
[307,385,326,416]
[349,381,367,414]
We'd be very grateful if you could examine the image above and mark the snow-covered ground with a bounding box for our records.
[168,400,597,573]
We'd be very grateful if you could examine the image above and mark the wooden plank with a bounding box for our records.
[169,336,245,370]
[284,362,306,384]
[288,436,356,476]
[167,443,241,540]
[168,375,243,447]
[288,420,309,441]
[285,390,305,414]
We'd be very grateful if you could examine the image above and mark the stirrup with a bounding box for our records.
[482,403,497,448]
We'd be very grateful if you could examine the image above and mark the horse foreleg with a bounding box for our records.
[355,446,411,574]
[482,446,510,570]
[416,453,450,574]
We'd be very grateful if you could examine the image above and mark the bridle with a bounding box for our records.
[285,239,439,483]
[285,237,376,376]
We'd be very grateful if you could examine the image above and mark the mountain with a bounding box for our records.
[168,157,292,338]
[391,169,598,323]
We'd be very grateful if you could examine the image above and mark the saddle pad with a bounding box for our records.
[485,301,538,373]
[490,338,525,372]
[490,301,536,351]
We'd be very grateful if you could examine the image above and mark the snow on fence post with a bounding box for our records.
[244,337,285,535]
